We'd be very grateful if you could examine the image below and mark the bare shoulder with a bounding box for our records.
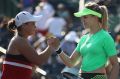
[7,35,28,54]
[14,36,31,50]
[15,36,28,45]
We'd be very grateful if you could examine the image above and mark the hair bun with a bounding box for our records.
[7,19,17,31]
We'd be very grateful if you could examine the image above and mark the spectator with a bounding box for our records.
[45,12,67,39]
[34,0,55,36]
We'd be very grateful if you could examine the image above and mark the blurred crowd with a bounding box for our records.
[0,0,120,79]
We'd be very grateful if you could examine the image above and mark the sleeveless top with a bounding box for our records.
[1,54,34,79]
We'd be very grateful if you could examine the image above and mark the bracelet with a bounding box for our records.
[56,48,62,54]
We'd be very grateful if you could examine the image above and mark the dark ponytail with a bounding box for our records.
[7,19,17,32]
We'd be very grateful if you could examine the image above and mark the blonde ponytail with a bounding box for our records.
[99,5,109,30]
[85,1,109,30]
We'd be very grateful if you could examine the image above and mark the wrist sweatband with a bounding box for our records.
[56,48,62,54]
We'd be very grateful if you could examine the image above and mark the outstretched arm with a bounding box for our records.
[58,50,81,67]
[17,37,60,65]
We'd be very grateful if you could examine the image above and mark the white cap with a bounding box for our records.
[15,11,42,27]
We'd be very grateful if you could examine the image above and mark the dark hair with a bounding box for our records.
[85,2,108,30]
[7,19,17,32]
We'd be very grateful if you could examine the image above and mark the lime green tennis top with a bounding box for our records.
[75,29,117,72]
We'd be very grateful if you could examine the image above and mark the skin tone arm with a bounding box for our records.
[10,36,60,65]
[58,50,81,67]
[108,55,119,79]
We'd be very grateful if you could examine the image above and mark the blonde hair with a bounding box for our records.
[85,2,109,30]
[100,5,108,30]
